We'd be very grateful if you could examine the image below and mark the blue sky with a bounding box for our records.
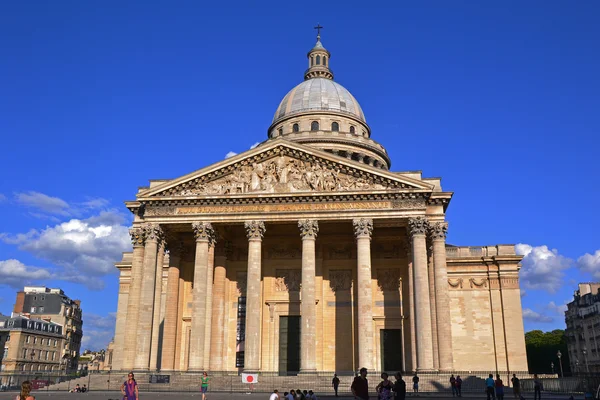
[1,1,599,350]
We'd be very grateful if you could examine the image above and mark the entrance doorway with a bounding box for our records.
[380,329,403,372]
[279,316,300,375]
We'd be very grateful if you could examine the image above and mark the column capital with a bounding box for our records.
[143,223,164,244]
[192,221,215,243]
[245,220,266,240]
[298,219,319,240]
[129,227,146,247]
[353,218,373,239]
[408,216,429,237]
[429,222,448,241]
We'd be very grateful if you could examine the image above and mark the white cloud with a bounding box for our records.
[81,313,116,351]
[1,210,131,290]
[578,250,600,279]
[0,259,53,288]
[546,301,568,315]
[516,243,573,293]
[225,151,237,159]
[15,191,70,215]
[522,308,554,323]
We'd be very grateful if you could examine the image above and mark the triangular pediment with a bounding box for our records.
[137,139,433,199]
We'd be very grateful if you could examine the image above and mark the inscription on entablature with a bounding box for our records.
[377,269,401,292]
[268,245,300,259]
[274,269,301,292]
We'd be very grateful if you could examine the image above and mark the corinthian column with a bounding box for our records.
[150,239,166,370]
[203,237,216,369]
[244,220,266,372]
[122,227,145,370]
[134,223,163,370]
[408,216,434,371]
[189,221,215,371]
[209,240,229,371]
[299,219,319,372]
[353,218,374,371]
[161,240,183,371]
[430,222,454,371]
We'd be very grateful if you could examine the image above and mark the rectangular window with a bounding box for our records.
[39,307,44,313]
[52,351,56,361]
[54,339,57,347]
[38,351,42,360]
[26,335,30,343]
[45,351,49,360]
[3,348,7,358]
[33,337,37,344]
[22,349,27,358]
[30,307,36,313]
[235,296,246,368]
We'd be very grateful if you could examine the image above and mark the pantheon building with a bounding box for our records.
[110,33,528,375]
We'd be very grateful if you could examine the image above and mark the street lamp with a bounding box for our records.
[582,347,589,373]
[551,362,555,374]
[557,351,564,378]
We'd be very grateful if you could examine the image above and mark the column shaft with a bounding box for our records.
[189,222,214,371]
[299,220,318,372]
[134,224,162,370]
[431,223,454,371]
[427,245,440,370]
[203,244,215,369]
[353,218,374,371]
[244,221,266,372]
[407,248,417,372]
[209,250,227,371]
[161,245,182,371]
[409,217,434,371]
[122,227,145,370]
[149,242,166,370]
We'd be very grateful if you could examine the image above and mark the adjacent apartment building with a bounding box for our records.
[0,314,65,375]
[12,287,83,372]
[565,282,600,373]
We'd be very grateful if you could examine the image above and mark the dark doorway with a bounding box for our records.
[279,316,301,375]
[380,329,403,372]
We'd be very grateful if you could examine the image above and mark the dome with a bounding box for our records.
[272,78,366,124]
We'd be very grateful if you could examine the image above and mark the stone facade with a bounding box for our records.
[108,33,528,374]
[565,283,600,373]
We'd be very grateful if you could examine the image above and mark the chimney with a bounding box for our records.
[13,291,25,313]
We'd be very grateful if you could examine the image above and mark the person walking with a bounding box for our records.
[533,374,542,400]
[455,376,462,397]
[121,372,139,400]
[495,374,504,400]
[286,390,296,400]
[200,371,210,400]
[270,389,280,400]
[510,374,520,399]
[412,374,420,396]
[450,375,457,397]
[332,374,340,397]
[376,373,393,400]
[15,381,35,400]
[393,373,406,400]
[351,367,369,400]
[486,374,496,400]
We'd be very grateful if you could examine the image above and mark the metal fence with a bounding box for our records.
[1,371,598,395]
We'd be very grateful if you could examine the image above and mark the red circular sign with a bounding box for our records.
[247,376,254,383]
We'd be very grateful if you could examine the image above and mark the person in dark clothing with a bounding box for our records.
[511,375,520,400]
[352,367,369,400]
[332,374,340,397]
[450,375,457,397]
[485,374,496,400]
[393,373,406,400]
[533,374,542,400]
[455,376,462,397]
[412,374,420,396]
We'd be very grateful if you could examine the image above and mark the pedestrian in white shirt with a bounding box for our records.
[270,389,280,400]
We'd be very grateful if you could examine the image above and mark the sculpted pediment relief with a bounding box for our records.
[144,143,431,198]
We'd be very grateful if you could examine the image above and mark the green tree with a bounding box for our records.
[525,329,571,375]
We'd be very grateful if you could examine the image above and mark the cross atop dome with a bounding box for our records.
[305,25,333,80]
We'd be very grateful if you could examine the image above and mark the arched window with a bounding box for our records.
[311,121,319,131]
[323,56,327,66]
[292,123,299,132]
[350,125,355,134]
[278,128,283,136]
[316,55,321,65]
[331,122,339,131]
[310,57,314,67]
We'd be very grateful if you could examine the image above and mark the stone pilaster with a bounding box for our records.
[244,220,266,372]
[299,219,319,372]
[209,240,229,371]
[408,216,434,371]
[150,239,166,370]
[161,240,183,371]
[189,221,215,371]
[203,236,216,369]
[427,240,439,370]
[134,223,163,370]
[353,218,374,371]
[404,242,417,372]
[430,222,454,371]
[122,227,145,370]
